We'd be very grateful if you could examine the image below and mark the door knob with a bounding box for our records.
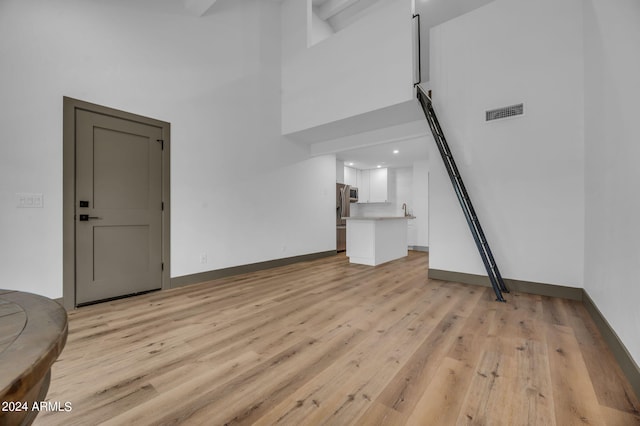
[79,214,102,221]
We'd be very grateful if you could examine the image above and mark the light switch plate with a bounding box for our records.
[17,193,44,208]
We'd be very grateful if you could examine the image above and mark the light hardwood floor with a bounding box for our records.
[36,252,640,425]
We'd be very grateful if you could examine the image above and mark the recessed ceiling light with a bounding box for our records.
[393,150,399,154]
[348,162,354,166]
[377,165,381,168]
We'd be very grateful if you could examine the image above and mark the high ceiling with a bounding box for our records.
[183,0,218,16]
[326,0,496,170]
[312,0,382,31]
[182,0,495,170]
[336,137,428,170]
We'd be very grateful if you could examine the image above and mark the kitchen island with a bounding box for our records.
[344,216,415,266]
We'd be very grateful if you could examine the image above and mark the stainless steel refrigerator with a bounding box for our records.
[336,183,351,252]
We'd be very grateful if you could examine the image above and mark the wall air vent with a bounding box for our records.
[485,103,524,122]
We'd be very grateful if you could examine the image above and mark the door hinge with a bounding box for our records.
[161,202,164,211]
[161,262,164,271]
[157,139,164,150]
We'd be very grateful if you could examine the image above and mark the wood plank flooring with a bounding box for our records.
[34,252,640,425]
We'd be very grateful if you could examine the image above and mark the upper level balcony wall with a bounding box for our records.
[281,0,417,143]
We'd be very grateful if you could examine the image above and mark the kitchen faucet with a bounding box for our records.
[402,203,407,216]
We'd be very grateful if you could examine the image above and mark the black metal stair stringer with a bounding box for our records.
[416,86,508,302]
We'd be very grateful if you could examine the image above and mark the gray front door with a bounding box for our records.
[75,110,163,305]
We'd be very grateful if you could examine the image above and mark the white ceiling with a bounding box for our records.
[337,137,428,170]
[312,0,384,31]
[183,0,218,16]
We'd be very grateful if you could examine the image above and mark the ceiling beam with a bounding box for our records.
[183,0,218,17]
[316,0,360,21]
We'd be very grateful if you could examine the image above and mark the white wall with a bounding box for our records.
[414,0,495,84]
[413,160,429,247]
[0,0,336,299]
[281,0,415,135]
[429,0,584,287]
[395,167,412,215]
[336,160,345,183]
[583,0,640,366]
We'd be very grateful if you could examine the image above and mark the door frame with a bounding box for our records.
[62,97,171,309]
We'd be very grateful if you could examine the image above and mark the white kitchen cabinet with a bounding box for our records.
[407,220,417,246]
[344,166,357,187]
[369,168,388,202]
[357,169,370,203]
[356,168,388,203]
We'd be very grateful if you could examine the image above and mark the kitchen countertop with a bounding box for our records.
[343,216,416,220]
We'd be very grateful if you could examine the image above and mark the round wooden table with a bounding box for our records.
[0,290,68,426]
